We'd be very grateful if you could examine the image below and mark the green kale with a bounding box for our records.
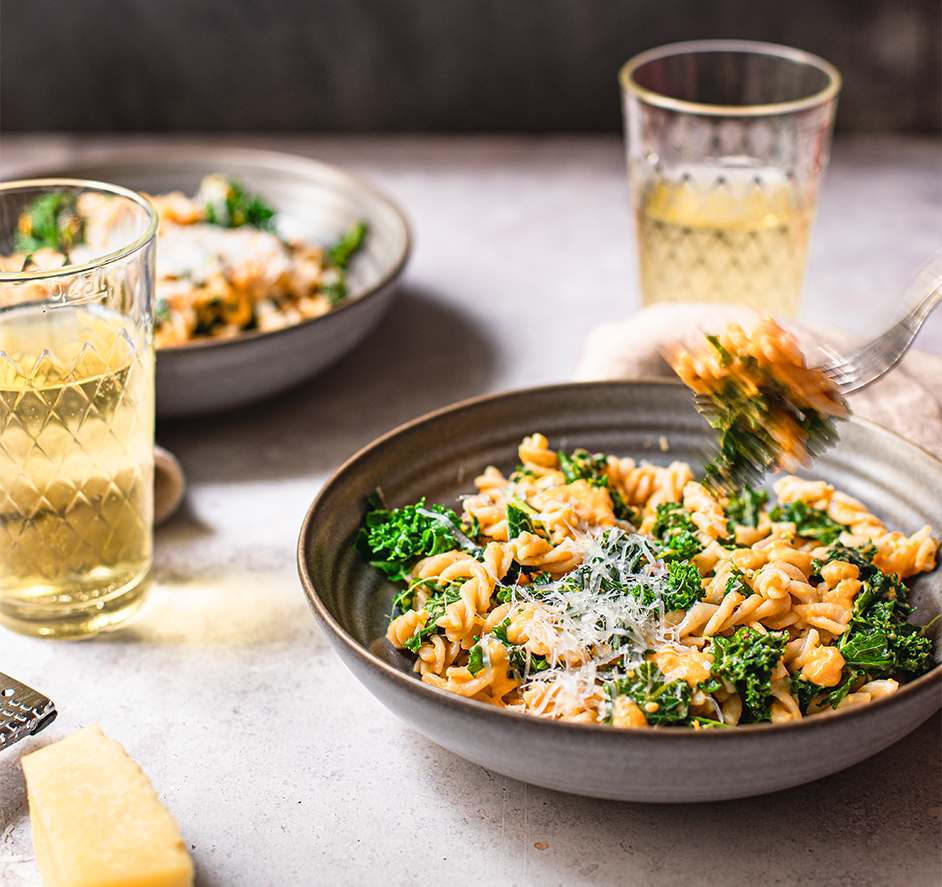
[473,618,551,676]
[328,220,368,269]
[506,496,540,540]
[650,502,703,561]
[811,543,934,679]
[706,334,734,367]
[769,499,844,544]
[401,583,462,653]
[725,484,769,529]
[702,626,787,723]
[203,178,276,231]
[510,465,538,481]
[699,381,774,491]
[319,278,347,306]
[722,563,753,598]
[605,662,692,726]
[557,447,637,523]
[698,373,841,493]
[356,492,473,584]
[792,544,935,712]
[314,221,368,307]
[812,541,878,576]
[791,669,865,714]
[467,637,485,674]
[14,191,85,259]
[838,572,935,677]
[558,447,609,484]
[663,560,704,611]
[790,674,826,715]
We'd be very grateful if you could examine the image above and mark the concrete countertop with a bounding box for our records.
[0,133,939,887]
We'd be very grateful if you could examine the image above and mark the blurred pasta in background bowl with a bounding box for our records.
[17,147,412,418]
[298,380,941,802]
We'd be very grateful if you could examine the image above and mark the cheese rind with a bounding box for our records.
[21,725,194,887]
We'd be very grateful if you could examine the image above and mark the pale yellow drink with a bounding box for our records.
[0,303,154,637]
[635,168,812,317]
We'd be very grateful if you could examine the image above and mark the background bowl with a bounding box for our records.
[18,146,412,419]
[297,380,942,803]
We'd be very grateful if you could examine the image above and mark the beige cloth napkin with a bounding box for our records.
[573,303,942,460]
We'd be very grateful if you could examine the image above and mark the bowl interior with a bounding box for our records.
[303,380,942,660]
[20,147,413,416]
[23,147,411,312]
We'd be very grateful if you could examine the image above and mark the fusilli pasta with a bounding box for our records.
[361,433,939,729]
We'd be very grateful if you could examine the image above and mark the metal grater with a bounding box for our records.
[0,672,57,751]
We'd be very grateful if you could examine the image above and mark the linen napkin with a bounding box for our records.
[573,302,942,460]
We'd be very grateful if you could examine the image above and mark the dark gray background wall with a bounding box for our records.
[1,0,939,134]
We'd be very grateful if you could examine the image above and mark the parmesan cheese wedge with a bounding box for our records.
[21,725,194,887]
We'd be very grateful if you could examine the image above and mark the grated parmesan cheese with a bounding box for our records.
[498,527,680,715]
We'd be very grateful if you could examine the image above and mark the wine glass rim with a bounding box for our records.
[0,178,158,281]
[619,39,842,117]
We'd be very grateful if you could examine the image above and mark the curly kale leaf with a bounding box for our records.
[813,541,879,575]
[790,674,827,714]
[810,543,935,679]
[702,626,787,723]
[697,357,843,493]
[649,502,703,561]
[722,564,753,598]
[839,572,935,677]
[558,447,609,484]
[791,669,867,715]
[506,496,541,540]
[792,544,935,711]
[769,498,844,544]
[605,662,692,726]
[318,277,348,306]
[663,560,704,611]
[356,492,475,584]
[706,334,734,367]
[700,380,775,491]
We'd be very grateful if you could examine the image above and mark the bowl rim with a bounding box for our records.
[9,144,414,356]
[297,378,942,743]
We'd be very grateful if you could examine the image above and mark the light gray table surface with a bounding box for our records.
[0,133,939,887]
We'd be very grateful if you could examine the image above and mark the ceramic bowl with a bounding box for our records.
[297,380,942,802]
[20,147,412,418]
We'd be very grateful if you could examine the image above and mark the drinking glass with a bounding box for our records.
[620,40,841,317]
[0,179,158,638]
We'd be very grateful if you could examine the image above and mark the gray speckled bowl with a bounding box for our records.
[20,147,411,418]
[297,380,942,802]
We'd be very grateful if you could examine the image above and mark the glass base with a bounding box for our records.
[0,570,152,639]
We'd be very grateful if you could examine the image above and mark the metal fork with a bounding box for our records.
[814,250,942,395]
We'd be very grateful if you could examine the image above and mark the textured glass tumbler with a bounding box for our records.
[620,40,841,317]
[0,180,158,638]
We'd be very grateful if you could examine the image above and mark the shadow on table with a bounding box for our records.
[155,285,499,485]
[405,711,942,887]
